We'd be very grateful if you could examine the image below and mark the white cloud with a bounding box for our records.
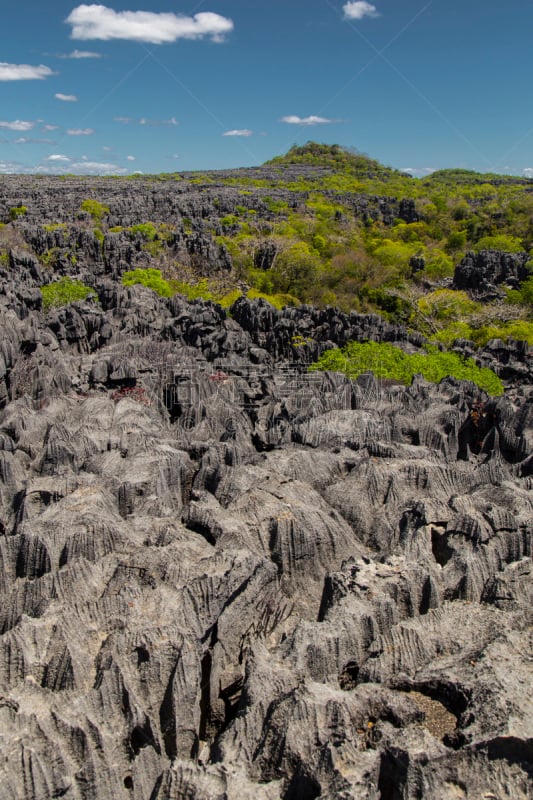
[523,168,533,178]
[102,145,112,151]
[0,160,24,173]
[15,137,55,144]
[127,155,135,161]
[401,167,435,177]
[70,160,127,174]
[343,2,380,21]
[42,124,59,132]
[114,116,178,127]
[140,116,178,126]
[60,49,102,58]
[0,120,35,131]
[223,129,253,137]
[55,93,78,102]
[67,128,95,135]
[280,115,337,126]
[0,62,54,81]
[33,158,127,175]
[66,5,234,44]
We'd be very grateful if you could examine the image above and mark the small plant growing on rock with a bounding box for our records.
[80,199,109,223]
[130,223,158,241]
[122,268,173,297]
[40,276,93,311]
[9,205,27,220]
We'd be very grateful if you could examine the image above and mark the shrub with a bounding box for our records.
[169,278,214,301]
[122,268,173,297]
[9,206,27,220]
[43,222,66,232]
[469,320,533,347]
[417,289,480,322]
[80,199,109,223]
[217,289,242,308]
[41,277,93,311]
[474,234,524,253]
[130,222,158,241]
[432,322,475,347]
[506,275,533,306]
[309,340,503,396]
[421,250,454,279]
[143,239,164,257]
[247,288,298,309]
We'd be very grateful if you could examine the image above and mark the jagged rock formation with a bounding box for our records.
[0,181,532,800]
[0,172,421,281]
[453,249,530,295]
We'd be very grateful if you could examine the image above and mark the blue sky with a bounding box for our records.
[1,1,533,176]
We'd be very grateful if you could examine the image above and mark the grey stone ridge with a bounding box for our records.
[0,182,532,799]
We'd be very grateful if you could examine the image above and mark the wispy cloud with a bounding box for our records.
[15,137,56,144]
[401,166,436,177]
[343,2,380,21]
[0,120,35,132]
[67,128,95,135]
[280,115,338,126]
[59,49,102,59]
[35,158,128,175]
[66,5,234,44]
[55,93,78,102]
[0,62,54,81]
[223,129,253,137]
[42,124,59,132]
[0,159,27,173]
[70,160,128,174]
[127,155,136,161]
[114,116,178,127]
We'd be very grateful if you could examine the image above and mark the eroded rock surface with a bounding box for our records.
[0,189,532,800]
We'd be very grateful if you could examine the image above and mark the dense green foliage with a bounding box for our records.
[130,222,158,241]
[9,206,27,220]
[310,340,504,396]
[41,277,93,310]
[80,199,109,223]
[121,268,296,310]
[122,268,173,297]
[14,142,533,369]
[204,142,533,321]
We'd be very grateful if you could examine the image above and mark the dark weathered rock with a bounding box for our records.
[454,249,530,293]
[0,177,531,800]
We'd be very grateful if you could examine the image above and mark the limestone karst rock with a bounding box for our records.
[0,176,531,800]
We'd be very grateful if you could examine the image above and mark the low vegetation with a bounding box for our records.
[5,142,533,374]
[9,205,27,220]
[40,276,93,311]
[310,340,504,396]
[121,267,298,310]
[80,199,109,223]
